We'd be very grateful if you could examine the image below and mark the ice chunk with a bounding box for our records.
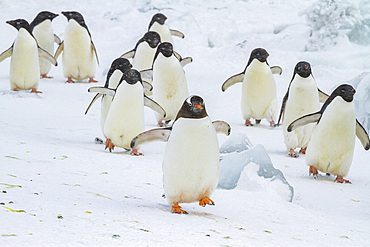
[348,72,370,133]
[218,144,294,202]
[219,132,253,154]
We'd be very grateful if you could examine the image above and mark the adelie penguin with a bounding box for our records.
[88,69,165,155]
[148,13,185,45]
[222,48,282,127]
[142,42,191,127]
[54,11,99,83]
[30,11,61,79]
[277,61,328,157]
[130,95,231,214]
[287,84,370,183]
[0,19,57,93]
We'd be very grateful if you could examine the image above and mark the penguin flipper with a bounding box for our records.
[318,89,329,103]
[54,41,64,60]
[120,50,135,59]
[38,47,57,66]
[173,51,182,61]
[170,29,185,39]
[142,79,153,92]
[140,69,153,80]
[180,57,193,67]
[287,112,321,132]
[355,119,370,150]
[221,72,244,92]
[91,41,99,65]
[144,95,166,118]
[270,66,282,75]
[212,121,231,136]
[277,91,289,125]
[85,93,103,115]
[88,87,115,97]
[130,128,171,149]
[54,34,62,45]
[0,46,13,63]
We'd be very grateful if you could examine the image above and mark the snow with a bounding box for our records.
[1,0,370,246]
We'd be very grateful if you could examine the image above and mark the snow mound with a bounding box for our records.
[218,133,294,202]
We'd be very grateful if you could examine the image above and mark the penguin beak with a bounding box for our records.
[194,105,203,110]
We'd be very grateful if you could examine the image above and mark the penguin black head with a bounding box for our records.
[245,48,269,68]
[30,11,59,28]
[294,61,312,78]
[149,13,167,29]
[122,69,142,85]
[105,58,133,87]
[176,95,208,120]
[332,84,356,103]
[157,42,173,58]
[143,31,161,48]
[62,11,85,24]
[6,19,32,34]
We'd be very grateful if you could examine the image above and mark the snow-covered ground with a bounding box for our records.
[1,0,369,246]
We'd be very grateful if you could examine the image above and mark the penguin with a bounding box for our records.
[221,48,282,127]
[277,61,328,157]
[148,42,190,126]
[88,69,165,155]
[130,95,231,214]
[30,11,61,78]
[0,19,57,92]
[287,84,370,183]
[148,13,185,45]
[54,11,99,83]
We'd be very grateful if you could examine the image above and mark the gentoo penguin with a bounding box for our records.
[221,48,282,127]
[130,95,231,214]
[54,11,99,83]
[88,69,165,155]
[0,19,57,92]
[30,11,61,78]
[85,58,133,136]
[288,84,370,183]
[148,13,184,45]
[145,42,189,126]
[277,61,328,157]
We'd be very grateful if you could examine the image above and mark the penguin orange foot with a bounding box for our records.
[309,166,318,177]
[199,197,215,207]
[299,147,307,154]
[31,88,42,93]
[89,77,98,83]
[269,120,277,127]
[245,119,253,126]
[130,149,143,156]
[171,202,188,214]
[288,148,299,158]
[334,176,351,184]
[12,88,19,91]
[66,77,75,83]
[41,74,52,79]
[105,139,115,152]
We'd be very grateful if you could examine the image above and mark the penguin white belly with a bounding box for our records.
[100,70,123,135]
[132,42,155,71]
[163,117,220,205]
[241,61,277,121]
[33,20,54,76]
[10,29,39,90]
[149,22,173,44]
[62,20,96,80]
[103,83,144,149]
[153,55,189,122]
[306,97,356,176]
[282,76,319,150]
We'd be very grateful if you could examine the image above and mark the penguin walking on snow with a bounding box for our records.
[277,61,328,157]
[130,95,231,214]
[30,11,61,78]
[0,19,57,92]
[55,11,99,83]
[88,69,165,155]
[148,13,184,45]
[288,84,370,183]
[222,48,282,127]
[148,42,190,126]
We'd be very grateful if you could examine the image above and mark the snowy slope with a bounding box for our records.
[0,0,369,246]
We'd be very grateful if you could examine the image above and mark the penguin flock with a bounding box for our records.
[1,11,369,214]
